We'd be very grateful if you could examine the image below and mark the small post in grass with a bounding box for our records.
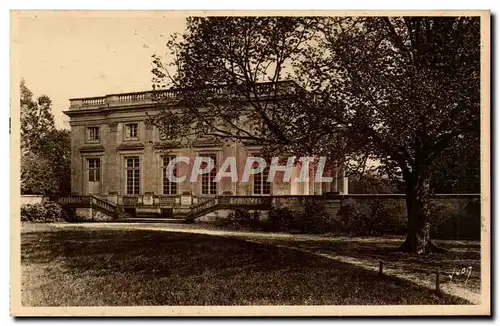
[378,261,383,277]
[435,271,442,296]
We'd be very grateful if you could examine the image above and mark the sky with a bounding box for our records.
[16,12,187,129]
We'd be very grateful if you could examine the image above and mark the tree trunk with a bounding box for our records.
[399,173,443,254]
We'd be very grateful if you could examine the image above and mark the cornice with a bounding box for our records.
[116,143,145,151]
[79,145,105,153]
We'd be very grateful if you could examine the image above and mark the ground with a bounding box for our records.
[246,235,482,300]
[21,223,476,306]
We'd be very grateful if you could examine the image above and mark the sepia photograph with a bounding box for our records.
[10,10,490,316]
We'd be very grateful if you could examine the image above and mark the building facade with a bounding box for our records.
[64,86,348,216]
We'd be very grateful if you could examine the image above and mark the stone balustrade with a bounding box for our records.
[68,81,300,110]
[69,90,166,110]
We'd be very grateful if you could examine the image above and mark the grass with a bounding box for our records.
[249,236,481,295]
[21,224,471,306]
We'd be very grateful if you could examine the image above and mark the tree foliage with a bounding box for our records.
[152,16,481,254]
[430,130,480,193]
[303,17,480,253]
[150,17,330,157]
[20,80,71,195]
[21,79,56,152]
[302,17,479,176]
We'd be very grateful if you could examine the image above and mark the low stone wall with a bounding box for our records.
[75,207,92,220]
[272,196,342,220]
[199,194,481,240]
[73,207,114,221]
[335,195,481,240]
[21,195,50,206]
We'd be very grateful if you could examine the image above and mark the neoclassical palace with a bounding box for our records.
[64,82,348,219]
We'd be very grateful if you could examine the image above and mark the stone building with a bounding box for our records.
[64,82,348,218]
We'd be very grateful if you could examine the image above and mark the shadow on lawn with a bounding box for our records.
[257,237,481,294]
[21,228,471,306]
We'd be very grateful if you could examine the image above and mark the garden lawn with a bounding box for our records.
[248,236,482,295]
[21,224,470,306]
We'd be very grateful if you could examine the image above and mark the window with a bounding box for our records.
[201,154,217,195]
[125,123,139,140]
[88,158,101,182]
[254,167,271,195]
[87,126,100,142]
[125,157,140,194]
[162,156,178,195]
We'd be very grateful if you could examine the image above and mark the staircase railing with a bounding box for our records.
[58,195,91,205]
[186,196,273,221]
[90,196,118,217]
[189,197,218,218]
[58,195,124,219]
[228,196,272,208]
[59,195,274,221]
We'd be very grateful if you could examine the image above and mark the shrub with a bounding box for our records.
[21,203,47,222]
[225,208,261,229]
[336,197,479,239]
[269,206,294,231]
[294,200,331,234]
[337,198,406,236]
[337,199,372,235]
[430,198,481,240]
[227,207,252,221]
[250,210,261,227]
[269,201,339,234]
[21,201,65,223]
[458,199,481,240]
[258,219,274,232]
[44,201,64,221]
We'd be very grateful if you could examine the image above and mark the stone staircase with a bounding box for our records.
[57,195,273,223]
[185,196,272,222]
[186,197,219,221]
[57,195,131,220]
[131,209,187,223]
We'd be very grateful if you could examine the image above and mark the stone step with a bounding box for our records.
[115,217,188,224]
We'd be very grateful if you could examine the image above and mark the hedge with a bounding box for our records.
[223,197,481,240]
[21,201,67,223]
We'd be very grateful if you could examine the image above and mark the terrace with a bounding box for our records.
[68,80,301,110]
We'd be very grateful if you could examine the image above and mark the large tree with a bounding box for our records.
[152,16,481,254]
[20,79,55,152]
[38,129,72,195]
[20,80,71,195]
[302,17,480,253]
